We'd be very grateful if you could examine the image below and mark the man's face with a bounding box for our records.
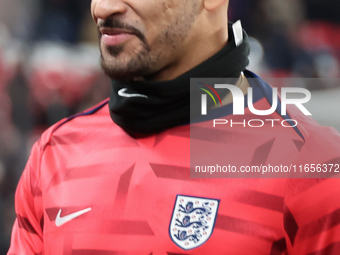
[91,0,200,80]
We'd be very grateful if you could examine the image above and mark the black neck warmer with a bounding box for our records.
[109,23,250,134]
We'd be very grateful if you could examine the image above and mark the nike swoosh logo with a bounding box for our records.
[118,88,148,98]
[55,207,91,227]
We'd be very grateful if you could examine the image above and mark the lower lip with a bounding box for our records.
[102,33,134,46]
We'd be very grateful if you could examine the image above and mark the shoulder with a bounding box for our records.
[37,99,111,151]
[246,70,340,144]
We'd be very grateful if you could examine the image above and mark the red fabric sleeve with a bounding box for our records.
[285,178,340,255]
[7,141,44,255]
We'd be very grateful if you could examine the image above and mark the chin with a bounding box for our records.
[100,46,154,81]
[101,61,147,81]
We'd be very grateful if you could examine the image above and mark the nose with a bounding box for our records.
[91,0,128,24]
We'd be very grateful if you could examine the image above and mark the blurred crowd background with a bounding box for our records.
[0,0,340,252]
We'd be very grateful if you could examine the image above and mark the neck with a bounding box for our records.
[109,21,250,134]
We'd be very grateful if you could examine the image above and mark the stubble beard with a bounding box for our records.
[100,42,154,81]
[99,0,200,81]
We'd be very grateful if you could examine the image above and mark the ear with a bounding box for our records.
[203,0,229,12]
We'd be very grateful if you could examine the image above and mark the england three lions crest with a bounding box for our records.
[169,195,220,250]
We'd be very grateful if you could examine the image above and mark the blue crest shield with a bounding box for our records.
[169,195,220,250]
